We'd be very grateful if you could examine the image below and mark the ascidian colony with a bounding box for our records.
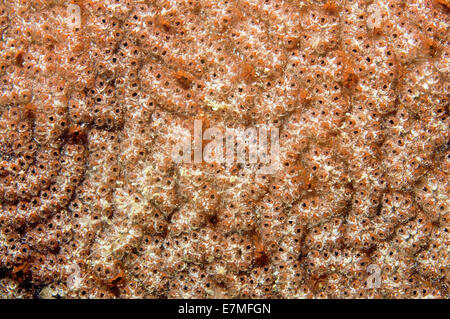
[0,0,449,299]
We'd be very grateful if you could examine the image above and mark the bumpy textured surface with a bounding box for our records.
[0,0,448,299]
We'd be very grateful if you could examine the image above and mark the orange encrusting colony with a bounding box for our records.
[0,0,449,298]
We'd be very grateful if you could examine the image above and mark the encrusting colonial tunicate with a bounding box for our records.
[0,0,448,299]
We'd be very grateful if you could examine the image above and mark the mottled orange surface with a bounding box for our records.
[0,0,448,298]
